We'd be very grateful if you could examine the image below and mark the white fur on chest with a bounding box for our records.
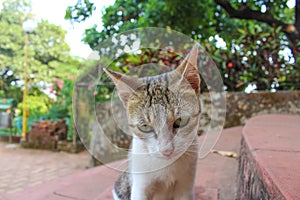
[129,138,198,200]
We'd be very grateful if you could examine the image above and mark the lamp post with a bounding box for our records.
[22,20,36,141]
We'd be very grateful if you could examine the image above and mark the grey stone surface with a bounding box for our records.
[89,101,131,167]
[224,91,300,128]
[237,139,273,200]
[90,90,300,166]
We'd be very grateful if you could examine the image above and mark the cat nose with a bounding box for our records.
[158,137,174,157]
[160,143,174,157]
[162,149,174,157]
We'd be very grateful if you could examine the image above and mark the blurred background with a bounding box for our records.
[0,1,300,198]
[0,0,299,148]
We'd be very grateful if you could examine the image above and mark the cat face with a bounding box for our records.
[104,44,200,159]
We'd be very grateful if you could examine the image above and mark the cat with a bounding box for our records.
[104,44,201,200]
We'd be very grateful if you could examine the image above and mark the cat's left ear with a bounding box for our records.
[103,68,141,106]
[176,44,200,95]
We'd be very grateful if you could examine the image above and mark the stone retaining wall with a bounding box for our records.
[237,139,274,199]
[90,90,300,166]
[224,90,300,128]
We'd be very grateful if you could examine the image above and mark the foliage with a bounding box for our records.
[65,0,295,49]
[46,77,74,119]
[209,24,298,91]
[17,87,53,118]
[45,105,69,120]
[0,0,82,94]
[65,0,95,23]
[0,0,84,126]
[46,77,75,138]
[0,67,22,106]
[66,0,300,93]
[214,0,299,56]
[28,20,70,80]
[66,0,220,48]
[14,79,74,136]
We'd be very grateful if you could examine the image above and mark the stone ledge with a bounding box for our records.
[238,114,300,200]
[90,91,300,167]
[6,126,243,200]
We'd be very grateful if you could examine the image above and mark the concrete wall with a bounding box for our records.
[89,90,300,166]
[224,91,300,128]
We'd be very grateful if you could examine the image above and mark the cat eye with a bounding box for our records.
[173,117,190,129]
[137,124,154,133]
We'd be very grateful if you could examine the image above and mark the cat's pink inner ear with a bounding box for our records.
[117,88,132,105]
[176,44,200,92]
[103,68,138,105]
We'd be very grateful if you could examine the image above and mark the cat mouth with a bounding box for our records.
[149,152,173,159]
[161,154,173,160]
[154,152,180,160]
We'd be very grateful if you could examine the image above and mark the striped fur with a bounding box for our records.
[105,44,200,200]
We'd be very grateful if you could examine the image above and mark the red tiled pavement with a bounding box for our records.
[0,143,89,200]
[243,114,300,200]
[4,127,242,200]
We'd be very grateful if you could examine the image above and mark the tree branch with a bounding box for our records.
[296,0,300,30]
[214,0,289,30]
[215,0,300,57]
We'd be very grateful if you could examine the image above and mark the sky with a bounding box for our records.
[14,0,114,58]
[30,0,115,58]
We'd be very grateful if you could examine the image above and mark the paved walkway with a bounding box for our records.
[0,142,89,198]
[4,127,242,200]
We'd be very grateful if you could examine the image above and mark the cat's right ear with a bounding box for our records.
[103,68,141,106]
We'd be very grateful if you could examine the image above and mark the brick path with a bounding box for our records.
[0,142,89,196]
[5,127,242,200]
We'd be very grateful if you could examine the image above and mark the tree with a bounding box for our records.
[66,0,220,48]
[214,0,300,58]
[66,0,295,49]
[0,0,82,99]
[28,20,72,81]
[0,68,22,105]
[65,0,299,91]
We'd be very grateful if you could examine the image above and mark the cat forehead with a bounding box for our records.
[127,83,175,111]
[125,71,199,118]
[127,86,194,117]
[142,70,182,86]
